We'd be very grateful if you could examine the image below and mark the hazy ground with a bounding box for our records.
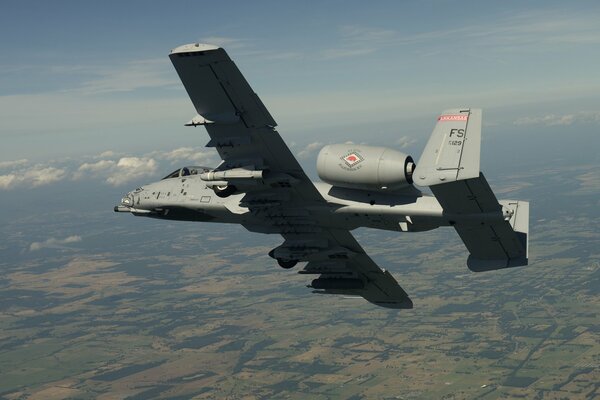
[0,123,598,399]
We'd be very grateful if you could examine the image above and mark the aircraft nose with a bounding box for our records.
[114,191,135,212]
[120,192,134,206]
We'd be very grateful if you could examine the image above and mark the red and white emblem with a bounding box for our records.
[341,152,364,168]
[438,114,468,122]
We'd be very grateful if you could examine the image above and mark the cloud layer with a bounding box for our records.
[0,166,67,190]
[514,111,600,126]
[0,146,216,190]
[30,235,82,251]
[296,142,324,159]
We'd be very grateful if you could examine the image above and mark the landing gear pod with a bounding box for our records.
[212,184,237,198]
[277,259,298,269]
[268,249,299,269]
[317,144,415,191]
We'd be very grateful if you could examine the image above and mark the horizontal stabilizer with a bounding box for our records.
[430,172,501,214]
[464,200,529,271]
[434,175,529,271]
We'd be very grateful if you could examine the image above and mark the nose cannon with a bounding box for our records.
[114,190,152,215]
[114,192,134,210]
[121,193,134,206]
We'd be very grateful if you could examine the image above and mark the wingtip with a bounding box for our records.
[170,43,221,55]
[374,297,413,310]
[467,256,528,272]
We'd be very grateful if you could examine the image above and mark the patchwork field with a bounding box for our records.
[0,163,598,399]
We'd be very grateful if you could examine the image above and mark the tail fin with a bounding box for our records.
[414,108,482,186]
[414,109,529,271]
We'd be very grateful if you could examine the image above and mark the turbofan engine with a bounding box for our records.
[316,144,415,191]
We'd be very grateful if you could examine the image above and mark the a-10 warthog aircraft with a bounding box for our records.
[115,43,529,309]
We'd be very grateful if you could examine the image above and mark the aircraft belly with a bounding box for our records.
[151,207,216,222]
[326,195,444,232]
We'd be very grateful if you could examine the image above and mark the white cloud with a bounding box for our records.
[153,147,215,165]
[73,159,116,180]
[0,146,218,190]
[337,11,600,53]
[78,159,116,172]
[199,36,248,49]
[514,111,600,126]
[30,235,82,251]
[27,167,67,187]
[575,170,600,195]
[70,58,177,95]
[297,142,324,159]
[105,157,158,186]
[97,150,116,158]
[0,159,28,169]
[0,165,66,190]
[0,174,17,189]
[73,147,214,185]
[0,154,160,190]
[395,135,417,149]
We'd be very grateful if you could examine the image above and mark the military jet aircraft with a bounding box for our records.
[115,43,529,309]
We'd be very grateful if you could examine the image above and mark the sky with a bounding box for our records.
[1,0,599,192]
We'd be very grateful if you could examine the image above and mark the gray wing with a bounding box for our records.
[170,43,412,308]
[293,230,413,309]
[169,43,321,203]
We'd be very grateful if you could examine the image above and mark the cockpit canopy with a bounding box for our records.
[162,166,211,180]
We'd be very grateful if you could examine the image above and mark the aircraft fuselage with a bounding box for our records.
[116,174,461,234]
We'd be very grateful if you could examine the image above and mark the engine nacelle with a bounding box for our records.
[317,144,415,191]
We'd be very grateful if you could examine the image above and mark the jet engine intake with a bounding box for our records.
[317,144,415,191]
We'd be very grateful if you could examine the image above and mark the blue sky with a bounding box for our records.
[1,0,599,190]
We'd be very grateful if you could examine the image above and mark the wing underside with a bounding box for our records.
[293,230,413,309]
